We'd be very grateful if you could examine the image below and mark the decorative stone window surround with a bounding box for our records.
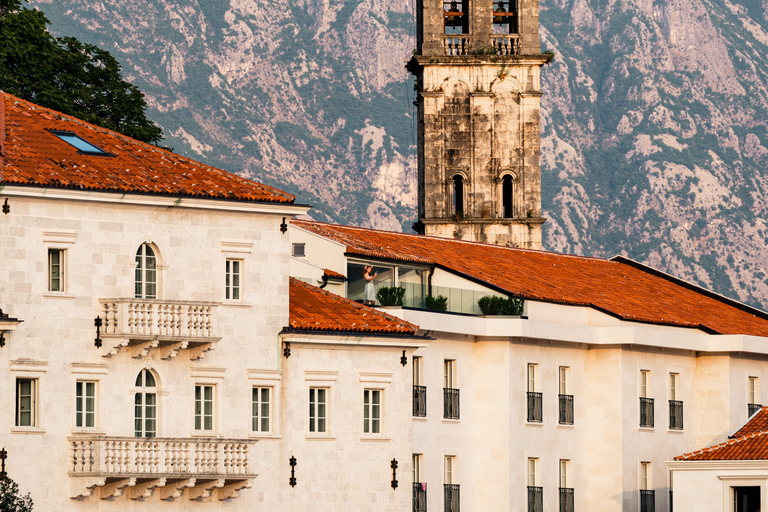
[247,369,282,439]
[10,359,47,434]
[305,370,337,439]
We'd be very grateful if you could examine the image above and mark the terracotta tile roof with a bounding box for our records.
[288,278,418,335]
[677,409,768,460]
[292,220,768,337]
[0,93,294,203]
[323,268,346,280]
[731,407,768,438]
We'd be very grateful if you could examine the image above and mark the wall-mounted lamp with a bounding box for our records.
[0,309,22,348]
[289,456,297,487]
[390,459,398,489]
[400,350,408,366]
[0,447,7,480]
[280,217,288,234]
[94,316,103,348]
[2,198,9,214]
[283,341,291,358]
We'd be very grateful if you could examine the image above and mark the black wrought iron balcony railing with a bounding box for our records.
[444,388,460,419]
[559,394,574,425]
[559,488,574,512]
[640,489,655,512]
[444,484,460,512]
[413,385,427,417]
[669,400,683,430]
[749,403,762,418]
[527,392,542,423]
[527,486,543,512]
[640,397,654,428]
[413,482,427,512]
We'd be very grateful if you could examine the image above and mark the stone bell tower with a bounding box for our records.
[411,0,549,248]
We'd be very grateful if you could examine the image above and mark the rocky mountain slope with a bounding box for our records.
[31,0,768,309]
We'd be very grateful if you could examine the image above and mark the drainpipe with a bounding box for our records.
[319,275,329,289]
[427,266,435,297]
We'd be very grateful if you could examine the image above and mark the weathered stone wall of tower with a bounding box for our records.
[416,59,547,248]
[414,0,548,249]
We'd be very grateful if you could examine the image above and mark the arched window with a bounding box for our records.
[502,175,514,218]
[452,175,464,216]
[135,244,157,299]
[135,369,157,437]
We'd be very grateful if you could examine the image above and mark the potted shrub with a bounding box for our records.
[377,286,406,306]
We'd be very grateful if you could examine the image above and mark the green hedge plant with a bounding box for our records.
[477,295,524,316]
[425,295,448,312]
[377,286,406,306]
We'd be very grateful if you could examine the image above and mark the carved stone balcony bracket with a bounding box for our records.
[98,299,221,360]
[69,436,257,501]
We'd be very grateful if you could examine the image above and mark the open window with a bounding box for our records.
[452,175,465,217]
[493,0,518,33]
[502,174,514,218]
[444,0,468,34]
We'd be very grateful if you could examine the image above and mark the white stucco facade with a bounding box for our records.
[0,188,421,511]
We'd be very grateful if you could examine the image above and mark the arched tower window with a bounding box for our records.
[502,175,514,218]
[493,0,518,34]
[135,369,157,437]
[452,175,464,216]
[135,243,157,299]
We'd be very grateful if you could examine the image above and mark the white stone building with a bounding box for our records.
[0,93,423,511]
[290,219,768,512]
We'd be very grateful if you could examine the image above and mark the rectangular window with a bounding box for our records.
[669,373,678,401]
[559,366,573,425]
[560,459,569,488]
[559,459,574,512]
[640,461,651,490]
[527,364,542,423]
[641,370,650,398]
[252,387,270,433]
[292,243,305,257]
[309,387,327,433]
[528,364,538,392]
[413,453,422,482]
[48,249,64,292]
[414,356,427,417]
[444,359,455,389]
[225,259,241,300]
[414,356,422,386]
[528,458,538,487]
[363,389,381,434]
[750,377,759,404]
[559,366,568,395]
[445,456,456,484]
[194,384,214,432]
[16,378,36,427]
[75,381,96,428]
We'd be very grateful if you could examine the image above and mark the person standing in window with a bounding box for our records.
[363,265,378,305]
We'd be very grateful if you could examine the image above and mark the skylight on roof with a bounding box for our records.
[49,130,109,155]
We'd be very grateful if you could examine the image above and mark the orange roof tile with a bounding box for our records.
[292,220,768,337]
[731,407,768,438]
[0,93,294,204]
[677,409,768,460]
[323,268,346,280]
[288,278,418,335]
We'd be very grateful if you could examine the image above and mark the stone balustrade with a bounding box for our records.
[68,437,257,500]
[97,299,220,358]
[492,35,521,55]
[443,36,471,56]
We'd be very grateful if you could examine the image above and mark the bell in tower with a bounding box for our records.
[410,0,550,248]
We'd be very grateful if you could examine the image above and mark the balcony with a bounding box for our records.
[640,397,654,428]
[669,400,683,430]
[444,388,460,419]
[413,482,427,512]
[527,486,542,512]
[559,488,574,512]
[527,392,542,423]
[69,436,256,500]
[443,36,470,56]
[414,385,427,417]
[492,35,521,55]
[640,490,655,512]
[98,299,221,359]
[749,403,762,418]
[444,484,460,512]
[558,394,573,425]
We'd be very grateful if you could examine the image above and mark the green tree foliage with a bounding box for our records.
[477,295,524,316]
[0,0,162,144]
[0,477,34,512]
[376,286,406,306]
[425,295,448,312]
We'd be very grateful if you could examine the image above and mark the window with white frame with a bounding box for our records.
[528,364,538,392]
[444,359,456,389]
[559,459,570,488]
[363,389,382,434]
[640,461,651,490]
[527,457,538,486]
[641,370,651,398]
[16,378,37,427]
[414,356,422,386]
[413,453,422,482]
[669,373,678,401]
[225,259,241,300]
[750,377,760,404]
[48,249,64,292]
[559,366,569,395]
[309,387,328,433]
[75,381,96,429]
[194,384,215,432]
[445,456,457,484]
[252,387,271,433]
[135,243,157,299]
[134,369,157,437]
